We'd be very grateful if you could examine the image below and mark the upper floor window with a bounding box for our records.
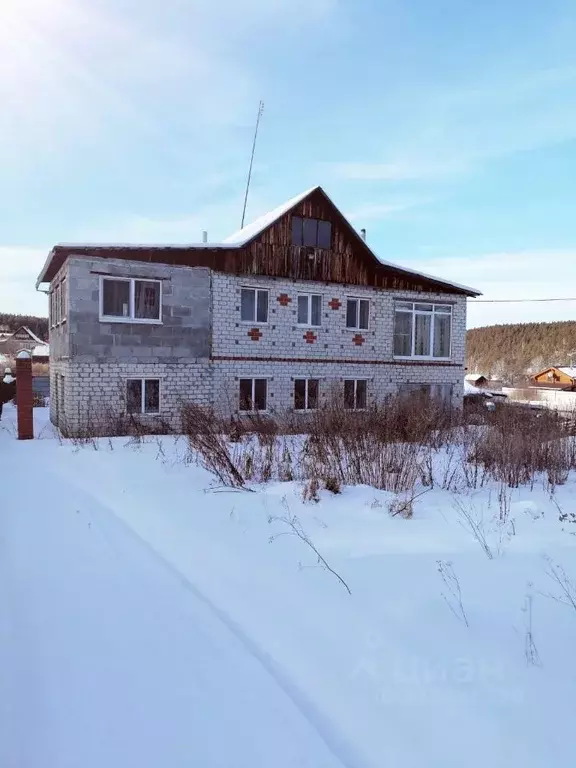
[393,302,452,359]
[240,288,268,323]
[297,294,322,326]
[100,277,162,323]
[346,298,369,330]
[291,216,332,249]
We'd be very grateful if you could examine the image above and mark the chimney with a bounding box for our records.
[360,228,366,242]
[202,230,208,244]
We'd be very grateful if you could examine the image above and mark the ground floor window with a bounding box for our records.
[294,379,319,410]
[401,383,453,404]
[127,379,160,415]
[344,379,367,410]
[239,378,267,412]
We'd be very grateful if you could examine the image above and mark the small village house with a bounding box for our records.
[36,186,481,436]
[0,326,47,357]
[465,373,489,388]
[531,366,576,390]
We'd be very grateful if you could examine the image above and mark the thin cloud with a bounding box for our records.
[346,201,420,221]
[409,249,576,328]
[0,248,49,315]
[323,66,576,183]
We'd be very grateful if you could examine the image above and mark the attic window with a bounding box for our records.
[291,217,332,248]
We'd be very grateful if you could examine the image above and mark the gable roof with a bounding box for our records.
[558,367,576,379]
[36,186,482,296]
[223,187,318,245]
[0,326,46,345]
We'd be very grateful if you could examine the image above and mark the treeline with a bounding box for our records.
[0,313,49,341]
[466,321,576,383]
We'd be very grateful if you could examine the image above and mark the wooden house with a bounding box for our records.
[531,367,576,389]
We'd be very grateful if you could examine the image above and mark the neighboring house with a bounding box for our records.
[531,366,576,389]
[465,373,489,387]
[35,186,481,435]
[32,344,50,363]
[0,326,47,357]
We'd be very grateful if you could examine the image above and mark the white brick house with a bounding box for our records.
[36,186,480,435]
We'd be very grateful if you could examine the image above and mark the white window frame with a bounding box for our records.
[297,294,322,327]
[61,277,67,324]
[393,301,452,361]
[240,287,269,324]
[238,377,268,413]
[293,378,320,411]
[126,378,161,416]
[343,378,369,411]
[99,276,163,324]
[346,297,370,330]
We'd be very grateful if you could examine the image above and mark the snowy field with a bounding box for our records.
[2,404,576,768]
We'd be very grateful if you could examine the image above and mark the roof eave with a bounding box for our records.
[36,248,56,289]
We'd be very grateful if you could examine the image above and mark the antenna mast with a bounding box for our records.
[241,100,264,228]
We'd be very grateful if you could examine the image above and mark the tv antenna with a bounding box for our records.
[240,100,264,229]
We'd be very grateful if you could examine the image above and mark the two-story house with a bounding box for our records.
[36,186,480,435]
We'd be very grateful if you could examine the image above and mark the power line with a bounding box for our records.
[470,297,576,304]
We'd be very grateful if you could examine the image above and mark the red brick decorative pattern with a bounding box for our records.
[247,328,263,341]
[16,354,34,440]
[277,293,292,306]
[328,298,341,310]
[352,334,365,346]
[303,330,317,344]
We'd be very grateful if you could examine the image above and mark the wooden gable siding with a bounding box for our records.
[42,188,473,295]
[533,367,575,385]
[233,189,450,293]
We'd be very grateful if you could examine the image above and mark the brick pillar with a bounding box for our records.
[16,351,34,440]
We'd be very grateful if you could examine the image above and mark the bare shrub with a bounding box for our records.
[269,498,351,595]
[437,560,469,627]
[302,477,320,503]
[522,589,541,667]
[182,404,246,489]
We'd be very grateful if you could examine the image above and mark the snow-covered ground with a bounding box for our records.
[2,404,576,768]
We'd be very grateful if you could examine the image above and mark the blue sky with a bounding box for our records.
[1,0,576,327]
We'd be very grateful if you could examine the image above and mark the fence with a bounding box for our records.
[503,387,576,413]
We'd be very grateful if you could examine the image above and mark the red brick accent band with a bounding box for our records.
[328,298,341,310]
[16,355,34,440]
[303,330,317,344]
[247,328,263,341]
[211,355,461,367]
[277,293,292,306]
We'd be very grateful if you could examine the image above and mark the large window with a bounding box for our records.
[291,217,332,249]
[294,379,319,410]
[297,294,322,326]
[240,288,269,323]
[393,302,452,359]
[346,298,369,330]
[344,379,367,410]
[101,277,162,322]
[239,378,267,412]
[127,379,161,415]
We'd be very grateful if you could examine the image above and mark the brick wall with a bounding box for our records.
[211,272,467,412]
[51,360,212,435]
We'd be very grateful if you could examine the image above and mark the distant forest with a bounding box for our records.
[466,321,576,383]
[0,313,49,341]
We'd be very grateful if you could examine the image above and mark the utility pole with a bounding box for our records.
[240,100,264,229]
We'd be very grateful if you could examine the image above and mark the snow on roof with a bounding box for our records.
[32,344,50,357]
[39,186,482,296]
[223,187,319,245]
[465,374,487,382]
[22,327,46,345]
[558,367,576,378]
